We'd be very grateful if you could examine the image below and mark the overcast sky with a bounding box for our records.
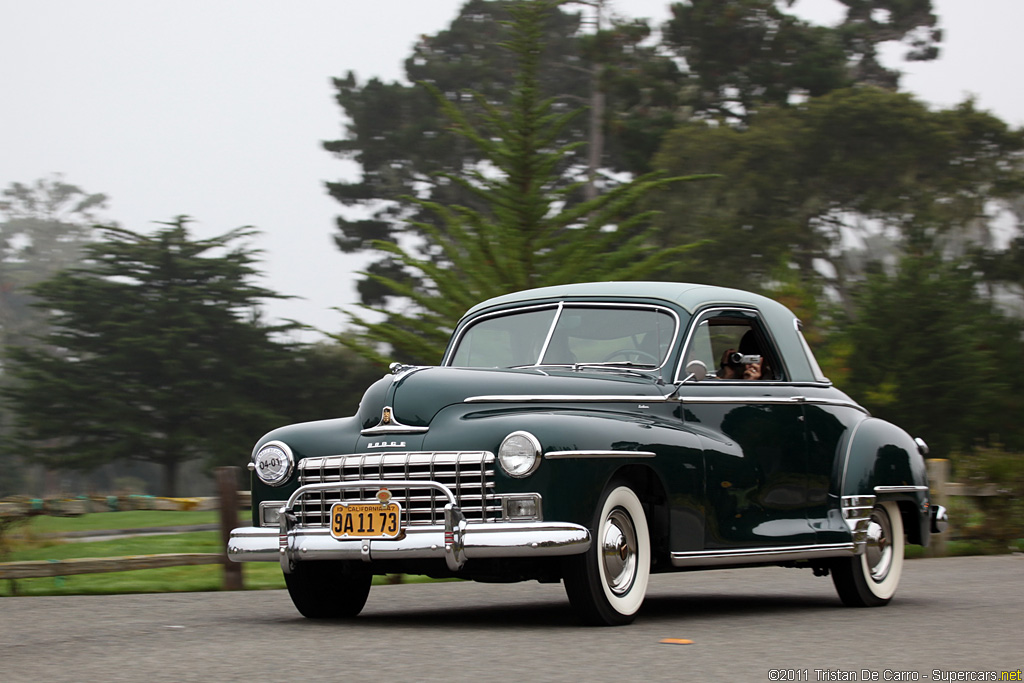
[2,0,1021,339]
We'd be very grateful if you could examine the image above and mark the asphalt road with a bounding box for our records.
[3,555,1021,683]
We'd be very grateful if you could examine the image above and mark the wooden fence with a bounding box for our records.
[0,460,1008,588]
[0,467,244,590]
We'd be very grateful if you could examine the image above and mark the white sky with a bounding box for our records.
[1,0,1021,339]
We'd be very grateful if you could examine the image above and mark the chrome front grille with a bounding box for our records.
[295,451,499,527]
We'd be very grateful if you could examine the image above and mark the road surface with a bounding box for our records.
[2,555,1021,682]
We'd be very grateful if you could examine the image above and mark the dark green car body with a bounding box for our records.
[229,282,944,624]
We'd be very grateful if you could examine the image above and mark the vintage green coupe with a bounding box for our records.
[228,282,946,625]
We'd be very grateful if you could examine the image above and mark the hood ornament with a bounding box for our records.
[361,405,430,436]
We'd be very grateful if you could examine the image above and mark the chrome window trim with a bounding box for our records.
[535,301,565,366]
[673,305,790,383]
[443,300,681,371]
[544,450,656,459]
[442,302,560,367]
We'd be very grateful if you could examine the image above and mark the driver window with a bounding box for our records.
[684,311,783,381]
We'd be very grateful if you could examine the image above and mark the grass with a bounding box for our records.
[0,511,438,597]
[20,510,220,535]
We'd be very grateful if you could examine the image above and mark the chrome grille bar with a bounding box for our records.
[296,451,499,527]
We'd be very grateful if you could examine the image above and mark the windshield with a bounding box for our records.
[447,304,678,368]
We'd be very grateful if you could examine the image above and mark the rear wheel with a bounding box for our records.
[832,501,904,607]
[563,482,650,626]
[284,560,372,618]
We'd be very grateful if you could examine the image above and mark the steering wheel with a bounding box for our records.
[600,349,660,364]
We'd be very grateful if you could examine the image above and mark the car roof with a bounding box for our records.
[460,281,823,383]
[463,281,786,317]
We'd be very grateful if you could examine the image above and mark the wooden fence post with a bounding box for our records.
[926,458,950,558]
[216,466,243,590]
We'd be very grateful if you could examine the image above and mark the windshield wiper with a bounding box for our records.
[573,361,658,370]
[570,362,660,378]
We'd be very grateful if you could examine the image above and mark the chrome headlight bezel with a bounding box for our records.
[498,431,542,478]
[252,440,294,487]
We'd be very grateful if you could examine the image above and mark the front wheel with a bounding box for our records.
[832,501,905,607]
[284,560,372,618]
[563,482,651,626]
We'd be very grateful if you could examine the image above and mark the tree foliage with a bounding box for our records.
[335,0,710,365]
[663,0,941,122]
[325,0,687,306]
[650,87,1024,310]
[1,218,297,496]
[841,254,1023,459]
[0,176,105,349]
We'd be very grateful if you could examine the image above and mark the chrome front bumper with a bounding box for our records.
[227,479,591,574]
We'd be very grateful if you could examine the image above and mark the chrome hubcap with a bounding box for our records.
[864,506,893,583]
[601,508,637,596]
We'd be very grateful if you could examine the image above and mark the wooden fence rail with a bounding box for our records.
[0,553,223,580]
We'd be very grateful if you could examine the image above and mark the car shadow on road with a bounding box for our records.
[288,590,850,630]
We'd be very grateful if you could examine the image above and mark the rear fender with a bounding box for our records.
[841,417,930,546]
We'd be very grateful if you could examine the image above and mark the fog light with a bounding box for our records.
[260,501,285,527]
[502,494,542,521]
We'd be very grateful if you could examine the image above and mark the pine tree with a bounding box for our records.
[2,218,295,496]
[336,0,711,365]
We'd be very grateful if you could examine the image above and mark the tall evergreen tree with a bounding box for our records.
[324,0,686,306]
[2,218,295,496]
[335,0,709,365]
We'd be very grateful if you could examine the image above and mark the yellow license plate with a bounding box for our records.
[330,501,402,539]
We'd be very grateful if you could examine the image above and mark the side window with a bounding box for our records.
[683,310,785,381]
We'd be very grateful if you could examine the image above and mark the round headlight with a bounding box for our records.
[253,441,294,486]
[498,431,541,478]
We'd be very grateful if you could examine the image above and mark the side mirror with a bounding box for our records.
[683,360,707,383]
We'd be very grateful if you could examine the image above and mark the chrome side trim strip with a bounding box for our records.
[465,394,867,412]
[874,485,929,494]
[544,450,657,460]
[671,543,856,567]
[467,394,666,403]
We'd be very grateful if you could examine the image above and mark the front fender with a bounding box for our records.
[841,417,930,546]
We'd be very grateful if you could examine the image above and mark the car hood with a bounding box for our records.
[364,366,665,429]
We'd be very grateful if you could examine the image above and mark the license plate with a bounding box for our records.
[330,501,402,539]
